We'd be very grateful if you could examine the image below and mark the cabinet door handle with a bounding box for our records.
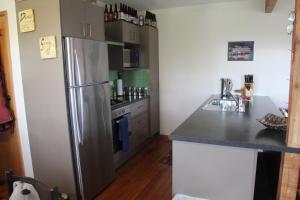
[135,31,138,42]
[130,31,134,41]
[87,23,92,37]
[81,23,86,37]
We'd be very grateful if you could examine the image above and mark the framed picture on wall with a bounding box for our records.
[228,41,254,61]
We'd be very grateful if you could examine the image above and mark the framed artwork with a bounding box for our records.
[228,41,254,61]
[18,9,35,33]
[39,36,57,59]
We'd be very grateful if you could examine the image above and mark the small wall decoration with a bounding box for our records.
[228,41,254,61]
[18,9,35,33]
[39,36,57,59]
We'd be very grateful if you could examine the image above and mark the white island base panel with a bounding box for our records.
[173,141,258,200]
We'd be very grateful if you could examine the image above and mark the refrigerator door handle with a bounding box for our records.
[77,87,85,145]
[72,50,84,145]
[100,85,108,136]
[71,89,83,145]
[69,89,84,196]
[65,38,75,87]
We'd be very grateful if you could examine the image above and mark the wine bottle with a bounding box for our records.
[135,9,139,25]
[145,11,150,26]
[124,5,129,21]
[109,4,113,22]
[151,13,154,27]
[153,13,157,27]
[114,3,118,21]
[104,4,108,22]
[119,3,124,20]
[129,7,133,23]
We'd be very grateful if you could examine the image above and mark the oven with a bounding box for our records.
[111,105,132,168]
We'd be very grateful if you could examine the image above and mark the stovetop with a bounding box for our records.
[110,95,150,110]
[110,99,128,107]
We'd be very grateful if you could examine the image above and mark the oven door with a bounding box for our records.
[112,113,132,168]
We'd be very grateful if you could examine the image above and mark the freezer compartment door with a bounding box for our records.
[65,37,109,87]
[68,83,115,200]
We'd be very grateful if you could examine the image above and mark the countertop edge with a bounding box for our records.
[169,134,300,154]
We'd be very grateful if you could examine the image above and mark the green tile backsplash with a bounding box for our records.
[109,69,150,88]
[123,69,150,87]
[109,70,118,82]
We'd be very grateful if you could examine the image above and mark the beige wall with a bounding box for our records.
[0,0,33,177]
[155,0,294,135]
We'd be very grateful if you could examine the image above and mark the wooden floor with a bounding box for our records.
[0,136,172,200]
[95,135,172,200]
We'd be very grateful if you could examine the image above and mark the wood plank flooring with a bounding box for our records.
[95,135,172,200]
[0,136,172,200]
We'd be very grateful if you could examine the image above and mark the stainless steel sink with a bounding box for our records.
[202,97,238,112]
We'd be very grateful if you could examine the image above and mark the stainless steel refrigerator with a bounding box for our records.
[64,37,115,200]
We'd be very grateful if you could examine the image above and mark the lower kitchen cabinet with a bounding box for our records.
[150,79,159,136]
[129,99,150,148]
[131,112,149,148]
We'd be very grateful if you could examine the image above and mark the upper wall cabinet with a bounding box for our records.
[60,0,105,41]
[105,21,140,44]
[140,26,159,69]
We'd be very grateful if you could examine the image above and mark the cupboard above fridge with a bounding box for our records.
[60,0,105,41]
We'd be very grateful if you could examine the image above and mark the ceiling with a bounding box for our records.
[98,0,249,10]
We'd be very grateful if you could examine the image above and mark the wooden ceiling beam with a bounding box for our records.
[265,0,278,13]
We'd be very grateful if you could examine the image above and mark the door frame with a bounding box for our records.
[0,11,24,179]
[277,1,300,199]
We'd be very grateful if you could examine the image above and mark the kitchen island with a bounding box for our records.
[170,95,299,200]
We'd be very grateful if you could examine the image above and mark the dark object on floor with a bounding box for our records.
[161,150,172,166]
[257,113,287,131]
[254,151,281,200]
[6,171,69,200]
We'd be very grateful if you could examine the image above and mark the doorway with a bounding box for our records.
[0,11,24,197]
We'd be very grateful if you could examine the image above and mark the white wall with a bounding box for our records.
[155,0,294,135]
[0,1,33,177]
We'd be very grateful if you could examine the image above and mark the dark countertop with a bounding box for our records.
[170,95,300,154]
[111,96,149,110]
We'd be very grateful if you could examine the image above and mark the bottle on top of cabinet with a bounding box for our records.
[119,3,125,20]
[113,4,118,21]
[104,5,109,22]
[109,4,114,22]
[104,3,139,25]
[144,11,157,28]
